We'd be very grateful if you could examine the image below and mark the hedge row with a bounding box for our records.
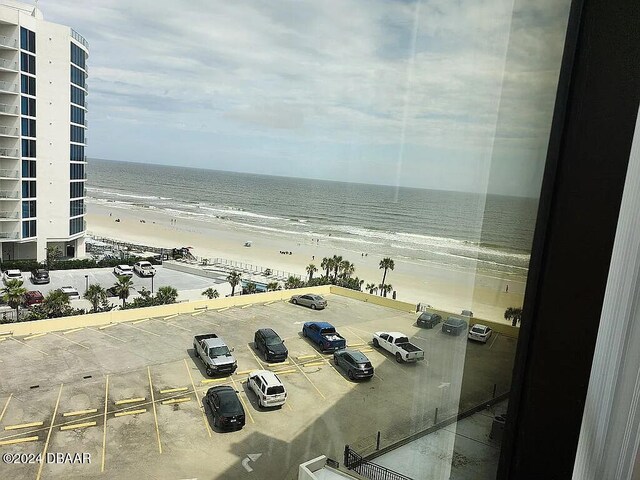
[0,256,160,272]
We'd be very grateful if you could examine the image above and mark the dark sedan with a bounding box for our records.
[417,312,442,328]
[333,349,374,380]
[30,269,50,284]
[254,328,288,362]
[206,386,245,431]
[442,316,468,336]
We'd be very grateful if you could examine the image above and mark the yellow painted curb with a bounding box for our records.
[217,307,229,312]
[63,328,84,335]
[235,370,253,376]
[161,397,191,405]
[5,421,44,430]
[266,361,290,367]
[24,333,46,340]
[263,301,275,306]
[114,397,145,406]
[98,323,116,330]
[349,343,365,347]
[0,436,38,446]
[303,362,325,368]
[0,331,12,337]
[132,318,150,324]
[159,387,188,394]
[163,314,178,320]
[63,409,98,417]
[297,355,317,360]
[60,421,96,431]
[360,348,373,353]
[241,304,251,309]
[200,378,230,384]
[191,310,205,316]
[114,409,146,417]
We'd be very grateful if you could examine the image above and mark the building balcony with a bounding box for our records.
[0,169,18,179]
[0,211,19,220]
[0,148,18,159]
[0,104,18,116]
[0,190,19,199]
[0,126,18,138]
[0,36,18,50]
[0,231,19,239]
[0,81,18,94]
[0,59,18,72]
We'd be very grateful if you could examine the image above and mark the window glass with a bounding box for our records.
[70,43,86,69]
[21,160,36,178]
[70,125,85,143]
[70,66,86,89]
[21,75,35,96]
[71,86,85,107]
[71,105,85,125]
[70,144,85,161]
[20,27,35,53]
[21,118,36,137]
[20,52,35,74]
[21,180,35,198]
[21,139,36,158]
[21,97,35,117]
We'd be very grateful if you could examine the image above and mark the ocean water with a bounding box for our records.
[86,159,539,278]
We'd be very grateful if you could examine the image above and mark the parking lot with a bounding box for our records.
[0,294,516,480]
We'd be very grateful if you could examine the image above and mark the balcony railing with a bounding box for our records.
[0,81,18,93]
[70,205,87,216]
[71,29,89,49]
[0,170,18,179]
[0,59,17,71]
[0,36,18,49]
[0,232,19,239]
[0,211,18,219]
[0,191,19,199]
[0,104,18,115]
[0,148,18,158]
[0,126,18,137]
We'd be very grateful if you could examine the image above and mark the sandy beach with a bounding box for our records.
[86,201,526,324]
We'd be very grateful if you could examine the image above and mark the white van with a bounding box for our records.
[247,370,287,408]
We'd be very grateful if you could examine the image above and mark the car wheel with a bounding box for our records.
[302,329,307,337]
[213,415,219,428]
[206,366,214,377]
[348,370,355,380]
[373,338,379,348]
[194,347,199,359]
[395,352,403,363]
[318,341,323,351]
[292,299,298,305]
[311,304,317,310]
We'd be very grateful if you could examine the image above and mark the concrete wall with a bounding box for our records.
[298,456,327,480]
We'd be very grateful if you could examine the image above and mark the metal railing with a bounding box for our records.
[0,211,18,219]
[0,170,18,179]
[0,59,17,71]
[70,206,87,216]
[344,446,413,480]
[0,81,18,93]
[0,148,18,158]
[0,126,18,136]
[0,36,17,49]
[71,29,89,49]
[0,104,18,115]
[0,190,19,199]
[0,231,19,239]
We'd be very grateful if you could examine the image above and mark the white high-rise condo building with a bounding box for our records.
[0,1,87,262]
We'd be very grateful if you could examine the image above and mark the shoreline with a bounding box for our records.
[86,201,526,324]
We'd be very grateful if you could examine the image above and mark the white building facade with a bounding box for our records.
[0,0,87,262]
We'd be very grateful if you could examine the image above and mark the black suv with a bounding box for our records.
[30,269,50,284]
[417,312,442,328]
[254,328,288,362]
[442,316,468,336]
[333,349,374,380]
[205,386,245,431]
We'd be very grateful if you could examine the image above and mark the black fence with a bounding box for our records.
[344,445,413,480]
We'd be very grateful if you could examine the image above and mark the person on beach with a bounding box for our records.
[506,284,509,293]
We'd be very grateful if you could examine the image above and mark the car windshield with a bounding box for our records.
[396,337,409,344]
[218,392,240,411]
[472,327,485,334]
[265,336,282,346]
[210,346,230,357]
[266,385,285,395]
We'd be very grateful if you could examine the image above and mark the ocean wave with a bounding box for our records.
[86,187,171,201]
[197,205,284,221]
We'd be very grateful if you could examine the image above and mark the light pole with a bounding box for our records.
[151,273,155,294]
[85,274,89,293]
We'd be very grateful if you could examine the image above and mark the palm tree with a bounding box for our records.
[84,284,107,313]
[321,257,331,279]
[365,283,378,295]
[332,255,343,283]
[378,283,393,298]
[1,278,27,321]
[504,307,523,326]
[156,286,178,304]
[339,260,355,279]
[113,276,134,308]
[42,289,71,318]
[227,270,242,296]
[306,264,318,282]
[379,257,395,295]
[284,276,305,289]
[266,282,280,292]
[202,288,219,299]
[244,282,257,294]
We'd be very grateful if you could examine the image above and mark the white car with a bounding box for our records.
[133,261,155,277]
[113,264,133,277]
[468,324,493,343]
[247,370,287,408]
[2,269,22,284]
[59,286,80,300]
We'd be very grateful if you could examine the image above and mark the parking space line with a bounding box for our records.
[36,383,63,480]
[161,321,192,332]
[24,333,46,340]
[9,336,48,356]
[114,409,146,417]
[148,366,162,454]
[272,369,297,375]
[236,370,253,376]
[315,356,353,386]
[50,332,89,350]
[0,436,38,446]
[303,362,325,368]
[288,357,326,400]
[349,342,365,347]
[60,421,96,431]
[63,408,98,417]
[229,376,254,424]
[0,394,11,424]
[122,322,161,337]
[297,354,317,360]
[161,397,191,405]
[114,397,146,405]
[246,345,265,370]
[191,310,206,317]
[62,328,84,335]
[101,375,109,473]
[241,304,252,309]
[200,377,230,384]
[194,317,221,327]
[160,387,189,394]
[4,421,44,430]
[344,326,368,344]
[489,333,500,349]
[184,359,211,438]
[89,327,127,343]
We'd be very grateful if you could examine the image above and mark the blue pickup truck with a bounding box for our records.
[302,322,347,352]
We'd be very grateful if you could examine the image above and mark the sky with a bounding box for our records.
[41,0,570,196]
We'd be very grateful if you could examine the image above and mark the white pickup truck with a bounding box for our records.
[372,331,425,363]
